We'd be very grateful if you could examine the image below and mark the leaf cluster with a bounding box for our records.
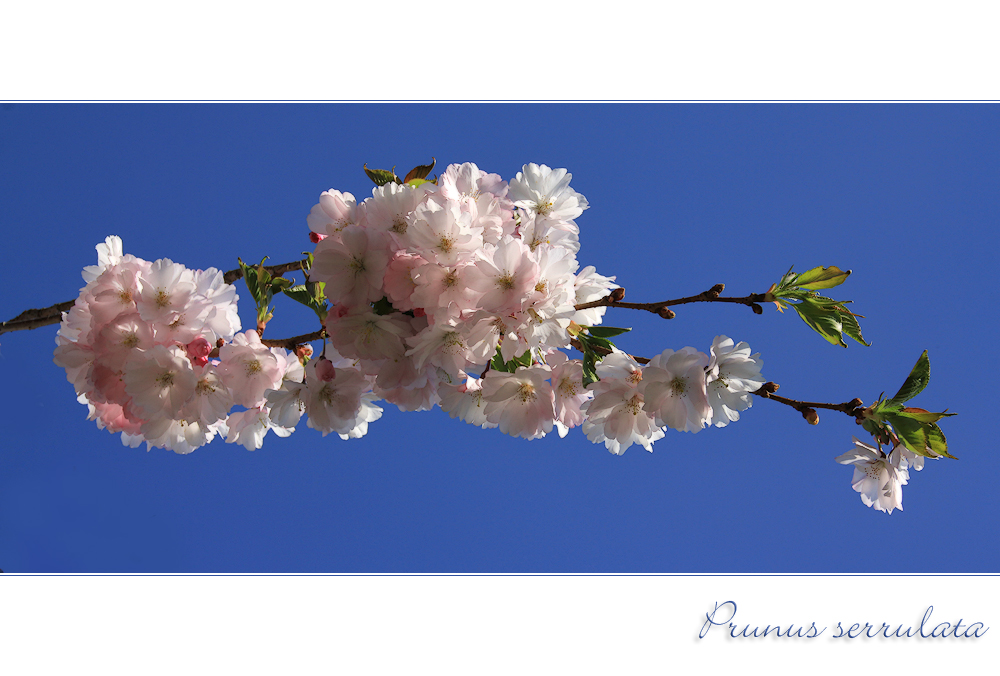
[570,324,631,386]
[364,158,437,187]
[864,350,957,458]
[770,265,869,348]
[239,255,328,325]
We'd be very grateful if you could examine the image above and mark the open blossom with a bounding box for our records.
[548,352,591,437]
[482,365,555,439]
[218,330,282,408]
[581,353,664,454]
[508,163,589,221]
[705,336,764,427]
[835,438,909,514]
[311,225,390,308]
[639,347,712,433]
[439,374,496,428]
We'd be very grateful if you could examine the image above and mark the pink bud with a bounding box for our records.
[412,307,426,317]
[309,232,328,243]
[186,336,212,361]
[315,358,336,382]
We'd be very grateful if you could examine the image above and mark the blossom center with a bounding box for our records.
[558,377,578,397]
[121,332,140,349]
[443,270,458,288]
[155,290,171,308]
[497,272,516,291]
[626,394,642,415]
[438,235,455,254]
[245,359,263,377]
[536,199,554,216]
[156,370,175,388]
[670,376,688,396]
[349,256,367,276]
[626,370,643,385]
[391,217,408,234]
[516,382,537,403]
[196,379,216,395]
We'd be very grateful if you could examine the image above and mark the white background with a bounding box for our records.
[1,2,995,673]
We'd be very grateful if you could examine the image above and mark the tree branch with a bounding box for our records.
[568,337,863,426]
[259,330,326,351]
[0,258,311,337]
[573,284,769,318]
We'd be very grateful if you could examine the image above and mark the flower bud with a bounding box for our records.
[657,307,675,319]
[751,303,763,315]
[802,408,819,425]
[309,232,328,243]
[707,283,725,299]
[609,287,626,302]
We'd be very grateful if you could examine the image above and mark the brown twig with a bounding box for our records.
[573,284,768,317]
[260,329,326,351]
[751,383,864,425]
[0,258,311,337]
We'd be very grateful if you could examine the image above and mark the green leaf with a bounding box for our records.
[926,423,957,459]
[404,157,436,183]
[364,164,401,186]
[584,335,616,352]
[872,398,902,416]
[791,298,847,347]
[491,348,508,373]
[581,345,599,387]
[371,297,397,316]
[838,309,870,346]
[791,266,851,291]
[512,350,532,369]
[283,283,328,321]
[884,413,932,458]
[895,407,956,424]
[270,277,293,293]
[301,251,314,272]
[586,326,632,339]
[888,350,930,405]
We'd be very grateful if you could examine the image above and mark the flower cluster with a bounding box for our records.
[53,236,309,453]
[55,164,774,458]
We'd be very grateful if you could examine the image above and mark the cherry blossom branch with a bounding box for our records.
[569,338,864,425]
[573,284,769,319]
[0,258,311,337]
[750,384,864,425]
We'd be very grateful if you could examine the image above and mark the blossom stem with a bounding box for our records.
[751,383,864,423]
[260,329,326,351]
[573,284,769,317]
[0,258,311,336]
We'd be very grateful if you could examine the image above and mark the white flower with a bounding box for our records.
[123,344,198,419]
[482,365,555,439]
[311,225,390,309]
[835,438,909,514]
[439,374,496,428]
[705,336,764,427]
[218,330,283,408]
[508,163,589,221]
[580,353,664,454]
[639,347,712,433]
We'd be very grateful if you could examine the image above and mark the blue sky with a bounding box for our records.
[1,103,997,572]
